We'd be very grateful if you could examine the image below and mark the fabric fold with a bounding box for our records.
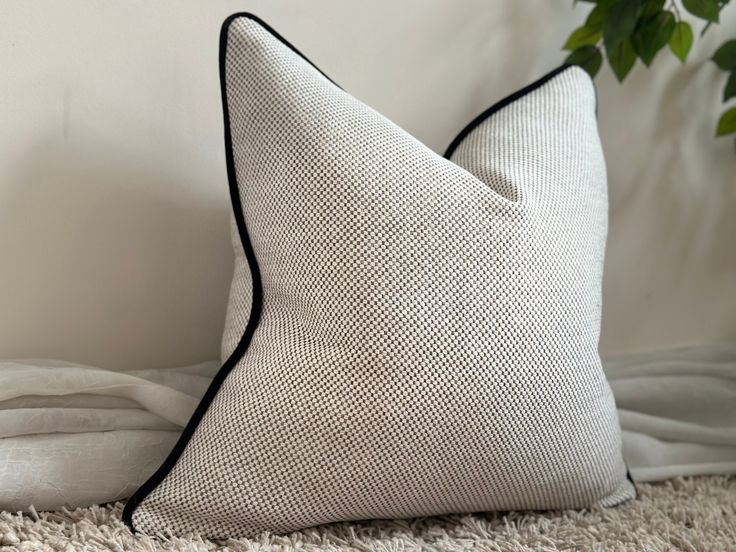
[0,360,219,511]
[605,344,736,482]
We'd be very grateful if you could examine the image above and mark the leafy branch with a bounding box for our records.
[563,0,736,140]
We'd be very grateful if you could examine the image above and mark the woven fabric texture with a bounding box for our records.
[126,14,635,539]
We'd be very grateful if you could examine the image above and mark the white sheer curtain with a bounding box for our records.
[0,360,219,511]
[606,344,736,482]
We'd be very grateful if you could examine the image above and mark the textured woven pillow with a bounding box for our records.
[123,13,635,538]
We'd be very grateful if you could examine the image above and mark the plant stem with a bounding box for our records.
[670,0,682,21]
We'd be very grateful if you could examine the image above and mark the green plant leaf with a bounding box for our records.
[565,45,604,78]
[716,107,736,136]
[586,11,602,32]
[682,0,720,23]
[712,40,736,70]
[725,71,736,102]
[669,21,694,62]
[585,0,618,31]
[563,25,603,50]
[586,0,616,31]
[632,10,676,65]
[603,0,642,52]
[607,36,637,81]
[640,0,666,18]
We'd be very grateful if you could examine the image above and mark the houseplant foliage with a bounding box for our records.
[564,0,736,139]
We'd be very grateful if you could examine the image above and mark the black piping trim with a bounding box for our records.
[122,12,279,532]
[443,64,574,159]
[224,13,341,88]
[626,469,638,499]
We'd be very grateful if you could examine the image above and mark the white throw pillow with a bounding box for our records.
[124,13,635,538]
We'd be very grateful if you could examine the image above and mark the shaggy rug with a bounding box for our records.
[1,476,734,551]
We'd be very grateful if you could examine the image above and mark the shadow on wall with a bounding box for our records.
[0,130,233,371]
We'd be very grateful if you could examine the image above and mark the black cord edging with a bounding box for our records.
[122,12,274,532]
[229,13,341,88]
[626,469,638,499]
[443,64,574,159]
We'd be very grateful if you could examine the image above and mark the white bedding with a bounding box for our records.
[0,360,220,511]
[1,345,734,511]
[605,344,736,482]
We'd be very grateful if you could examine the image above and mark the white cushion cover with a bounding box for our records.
[124,13,635,538]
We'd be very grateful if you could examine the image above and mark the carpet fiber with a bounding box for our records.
[1,476,734,551]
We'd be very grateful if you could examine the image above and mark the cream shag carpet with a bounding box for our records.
[1,477,734,552]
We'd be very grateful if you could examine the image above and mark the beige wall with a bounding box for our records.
[1,1,734,370]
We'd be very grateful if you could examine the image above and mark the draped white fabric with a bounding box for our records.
[0,360,220,511]
[1,346,734,511]
[605,344,736,482]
